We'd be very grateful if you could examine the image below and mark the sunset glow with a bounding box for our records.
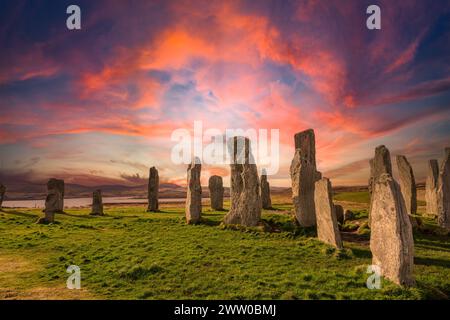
[1,0,450,188]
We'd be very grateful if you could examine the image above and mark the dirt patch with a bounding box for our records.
[0,286,94,300]
[0,254,95,300]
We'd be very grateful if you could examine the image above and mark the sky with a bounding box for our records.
[0,0,450,188]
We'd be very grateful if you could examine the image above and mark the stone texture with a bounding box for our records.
[90,189,104,216]
[314,178,343,249]
[369,145,393,226]
[396,155,418,227]
[373,145,393,178]
[223,136,261,227]
[147,166,159,212]
[37,178,64,224]
[260,169,272,209]
[334,204,344,225]
[370,173,415,286]
[186,158,202,224]
[396,155,417,215]
[290,129,321,227]
[0,184,5,209]
[208,175,224,210]
[425,159,439,216]
[368,159,375,223]
[437,149,450,230]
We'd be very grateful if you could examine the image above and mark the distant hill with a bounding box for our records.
[5,179,419,201]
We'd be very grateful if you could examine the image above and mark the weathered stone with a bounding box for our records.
[37,178,64,224]
[208,175,224,210]
[437,149,450,230]
[224,136,261,227]
[373,145,393,178]
[290,129,321,227]
[396,155,418,227]
[0,184,5,209]
[186,158,202,224]
[294,129,316,166]
[370,173,415,286]
[425,159,439,216]
[90,189,104,216]
[314,178,343,249]
[260,169,272,209]
[334,204,344,225]
[369,145,393,226]
[368,159,374,224]
[396,155,417,215]
[147,166,159,212]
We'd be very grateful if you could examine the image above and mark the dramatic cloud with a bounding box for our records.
[1,0,449,187]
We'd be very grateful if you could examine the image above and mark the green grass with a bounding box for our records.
[0,203,449,300]
[334,192,370,204]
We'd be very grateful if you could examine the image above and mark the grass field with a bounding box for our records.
[0,192,449,300]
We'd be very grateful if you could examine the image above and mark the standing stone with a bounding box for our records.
[373,145,393,178]
[368,159,375,224]
[208,175,224,210]
[147,167,159,212]
[90,189,104,216]
[370,173,415,286]
[437,149,450,229]
[260,169,272,209]
[369,146,393,226]
[334,204,344,225]
[425,160,439,216]
[37,178,64,224]
[314,178,343,249]
[0,184,5,209]
[396,155,418,227]
[186,158,202,224]
[224,136,261,227]
[290,129,321,227]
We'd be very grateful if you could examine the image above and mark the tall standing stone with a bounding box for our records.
[396,155,418,227]
[37,178,64,224]
[186,158,202,224]
[314,178,343,249]
[224,136,261,227]
[437,149,450,230]
[90,189,104,216]
[147,167,159,212]
[260,169,272,209]
[208,175,224,210]
[0,184,5,209]
[290,129,321,227]
[425,159,439,216]
[369,146,393,226]
[370,173,415,286]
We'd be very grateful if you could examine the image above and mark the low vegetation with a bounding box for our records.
[0,192,448,300]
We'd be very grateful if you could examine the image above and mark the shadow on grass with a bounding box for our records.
[202,212,226,217]
[349,247,372,259]
[263,207,288,212]
[199,217,222,227]
[414,234,450,251]
[414,256,450,268]
[416,243,450,253]
[1,209,38,219]
[58,212,93,219]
